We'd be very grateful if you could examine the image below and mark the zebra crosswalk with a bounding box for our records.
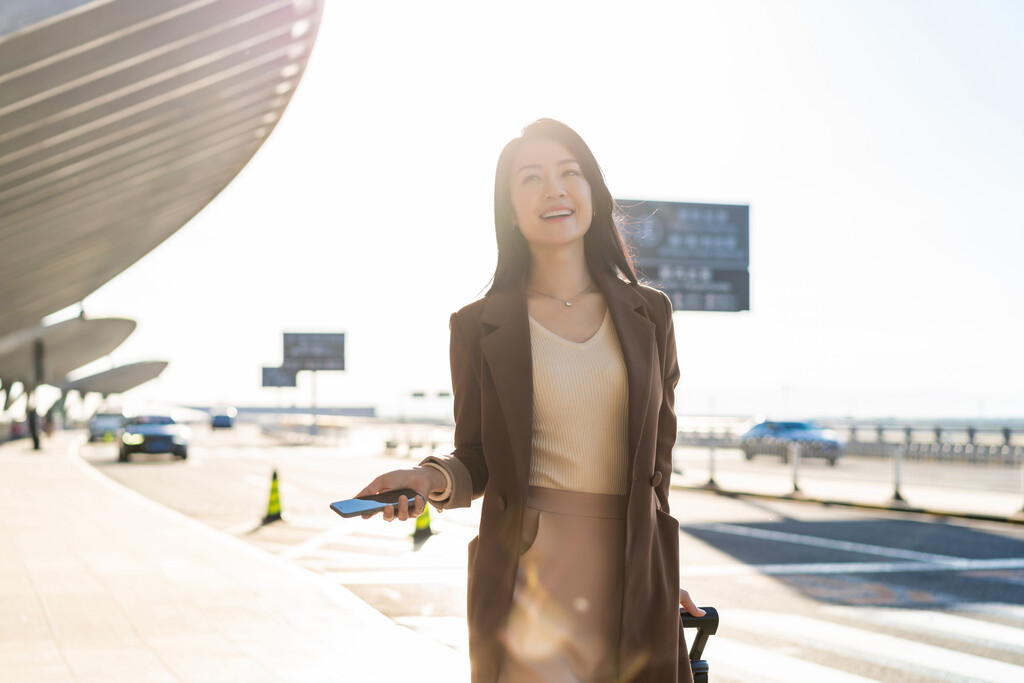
[719,608,1024,682]
[282,519,1024,683]
[825,605,1024,657]
[707,638,880,683]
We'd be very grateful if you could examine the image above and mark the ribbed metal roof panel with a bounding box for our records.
[0,0,323,340]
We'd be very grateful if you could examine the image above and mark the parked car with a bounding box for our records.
[88,411,125,442]
[740,420,845,466]
[118,414,190,462]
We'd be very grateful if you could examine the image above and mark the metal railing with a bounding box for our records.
[675,431,1024,465]
[674,430,1024,520]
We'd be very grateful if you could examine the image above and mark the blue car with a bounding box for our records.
[740,421,844,466]
[210,407,237,429]
[118,414,190,462]
[211,413,234,429]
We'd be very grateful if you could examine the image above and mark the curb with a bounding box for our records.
[66,436,471,668]
[677,484,1024,526]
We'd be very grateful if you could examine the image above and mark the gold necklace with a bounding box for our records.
[527,283,594,308]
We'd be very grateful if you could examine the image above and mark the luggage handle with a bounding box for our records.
[679,606,719,661]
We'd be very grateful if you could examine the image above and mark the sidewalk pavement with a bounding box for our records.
[0,434,469,682]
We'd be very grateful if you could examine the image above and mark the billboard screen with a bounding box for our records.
[283,332,345,372]
[262,366,297,387]
[616,200,750,312]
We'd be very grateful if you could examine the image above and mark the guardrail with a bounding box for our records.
[260,422,348,446]
[675,432,1024,465]
[675,431,1024,520]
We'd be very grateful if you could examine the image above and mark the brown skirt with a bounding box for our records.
[498,486,628,683]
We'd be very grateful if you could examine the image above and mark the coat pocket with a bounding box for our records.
[517,506,541,557]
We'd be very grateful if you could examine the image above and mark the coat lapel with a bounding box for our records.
[479,283,533,495]
[595,271,655,479]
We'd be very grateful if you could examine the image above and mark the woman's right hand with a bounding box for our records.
[355,466,445,521]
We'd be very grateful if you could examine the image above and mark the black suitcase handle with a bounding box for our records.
[680,606,719,683]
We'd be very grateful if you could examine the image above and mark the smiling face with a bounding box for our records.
[509,137,594,251]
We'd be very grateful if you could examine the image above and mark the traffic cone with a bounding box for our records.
[261,470,283,525]
[411,504,434,550]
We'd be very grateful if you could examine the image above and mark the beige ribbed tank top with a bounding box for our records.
[527,310,629,495]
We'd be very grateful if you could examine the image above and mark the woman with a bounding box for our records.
[357,118,702,682]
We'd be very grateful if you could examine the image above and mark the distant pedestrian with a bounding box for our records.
[357,119,702,682]
[27,406,40,450]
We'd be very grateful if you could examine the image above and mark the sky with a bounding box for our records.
[63,0,1024,421]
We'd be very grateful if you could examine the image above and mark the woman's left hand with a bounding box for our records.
[679,588,706,617]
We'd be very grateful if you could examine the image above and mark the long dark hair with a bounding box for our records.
[488,119,637,294]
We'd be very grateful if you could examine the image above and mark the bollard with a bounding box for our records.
[789,442,802,496]
[891,442,908,506]
[704,434,719,489]
[1019,453,1024,517]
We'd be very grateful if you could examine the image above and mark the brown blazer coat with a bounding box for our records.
[425,268,690,683]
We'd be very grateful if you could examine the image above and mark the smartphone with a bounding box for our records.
[330,488,422,518]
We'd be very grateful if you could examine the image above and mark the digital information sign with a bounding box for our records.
[262,366,297,388]
[262,333,345,388]
[616,200,750,312]
[282,332,345,371]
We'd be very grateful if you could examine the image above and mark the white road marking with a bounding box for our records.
[393,616,469,652]
[825,606,1024,655]
[322,569,465,585]
[681,558,1024,577]
[278,523,379,561]
[300,550,465,571]
[684,522,968,564]
[294,534,413,554]
[957,603,1024,622]
[243,473,273,488]
[709,638,879,683]
[729,609,1024,683]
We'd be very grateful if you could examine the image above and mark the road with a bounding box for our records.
[672,445,1024,519]
[80,423,1024,682]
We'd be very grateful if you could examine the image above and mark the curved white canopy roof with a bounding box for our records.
[0,0,324,341]
[0,316,135,391]
[63,360,169,397]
